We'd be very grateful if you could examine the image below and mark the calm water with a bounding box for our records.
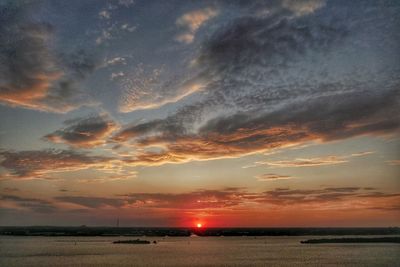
[0,236,399,266]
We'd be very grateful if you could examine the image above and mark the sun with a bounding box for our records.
[196,223,203,228]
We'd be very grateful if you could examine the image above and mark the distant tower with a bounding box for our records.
[117,218,119,228]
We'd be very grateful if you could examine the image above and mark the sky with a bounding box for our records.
[0,0,399,227]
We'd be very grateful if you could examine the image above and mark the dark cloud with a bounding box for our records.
[262,187,400,206]
[115,85,398,166]
[197,11,346,81]
[1,187,19,193]
[3,186,397,215]
[112,3,399,165]
[119,0,330,112]
[114,119,172,142]
[44,115,118,148]
[323,187,361,193]
[0,149,113,178]
[197,86,399,143]
[122,189,247,209]
[54,186,400,212]
[55,189,246,210]
[0,2,97,112]
[367,205,400,211]
[1,194,56,213]
[55,196,126,208]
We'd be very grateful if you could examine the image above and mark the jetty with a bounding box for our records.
[113,239,151,244]
[301,237,400,244]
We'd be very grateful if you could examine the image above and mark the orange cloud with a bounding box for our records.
[175,7,218,44]
[112,82,395,167]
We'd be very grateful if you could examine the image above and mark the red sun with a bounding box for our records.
[196,223,203,228]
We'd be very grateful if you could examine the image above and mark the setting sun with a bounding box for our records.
[197,223,203,228]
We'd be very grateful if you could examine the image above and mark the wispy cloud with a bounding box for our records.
[95,0,137,45]
[118,64,204,112]
[256,173,294,181]
[104,57,127,66]
[259,156,347,168]
[282,0,325,16]
[247,152,374,169]
[386,160,400,166]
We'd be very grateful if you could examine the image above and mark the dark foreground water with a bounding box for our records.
[1,236,399,266]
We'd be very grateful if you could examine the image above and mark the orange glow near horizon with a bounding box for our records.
[197,223,203,228]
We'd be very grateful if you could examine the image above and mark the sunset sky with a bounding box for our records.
[0,0,399,227]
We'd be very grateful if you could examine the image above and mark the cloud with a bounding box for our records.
[114,83,398,166]
[0,2,97,112]
[175,7,218,44]
[386,160,400,166]
[77,172,136,184]
[55,196,125,208]
[120,23,136,32]
[248,151,375,168]
[111,72,125,80]
[118,0,135,8]
[57,188,248,210]
[256,173,294,181]
[0,149,114,179]
[0,194,56,213]
[281,0,325,16]
[105,57,127,66]
[175,33,196,44]
[262,187,400,207]
[44,115,118,148]
[119,99,382,166]
[117,0,349,113]
[350,151,375,157]
[3,186,397,215]
[99,10,111,20]
[96,28,113,44]
[257,156,347,168]
[1,187,19,193]
[53,186,400,212]
[113,2,399,166]
[95,1,137,45]
[118,63,205,112]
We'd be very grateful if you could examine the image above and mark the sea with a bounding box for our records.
[0,235,399,266]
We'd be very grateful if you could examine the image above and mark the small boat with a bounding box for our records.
[113,239,151,244]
